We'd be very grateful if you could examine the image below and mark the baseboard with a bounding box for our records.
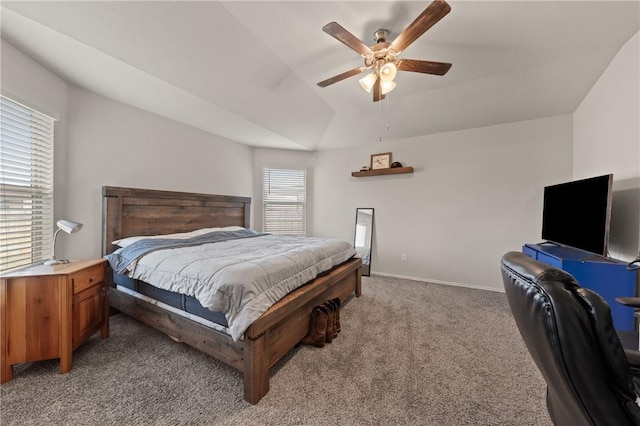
[370,271,505,293]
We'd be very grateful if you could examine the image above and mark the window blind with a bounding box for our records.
[262,168,307,236]
[0,96,55,272]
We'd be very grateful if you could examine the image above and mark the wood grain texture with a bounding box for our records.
[397,59,452,76]
[317,67,366,88]
[373,78,384,102]
[109,288,245,370]
[0,279,10,382]
[101,286,110,339]
[390,0,451,53]
[72,264,105,295]
[243,333,269,404]
[59,275,72,373]
[73,284,105,349]
[0,259,108,382]
[102,186,362,404]
[351,166,414,177]
[322,22,372,56]
[102,186,251,256]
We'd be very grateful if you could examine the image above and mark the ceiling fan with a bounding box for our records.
[317,0,452,102]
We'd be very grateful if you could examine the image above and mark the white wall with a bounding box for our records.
[4,32,635,291]
[1,39,69,234]
[574,31,640,261]
[2,40,255,260]
[309,115,573,291]
[64,86,254,259]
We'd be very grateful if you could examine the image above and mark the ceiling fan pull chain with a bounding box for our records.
[378,97,384,141]
[385,96,390,132]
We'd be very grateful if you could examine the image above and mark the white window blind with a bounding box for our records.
[0,96,55,272]
[263,168,307,236]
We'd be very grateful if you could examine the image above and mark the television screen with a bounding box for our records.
[541,174,613,256]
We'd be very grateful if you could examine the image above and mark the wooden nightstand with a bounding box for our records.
[0,259,109,383]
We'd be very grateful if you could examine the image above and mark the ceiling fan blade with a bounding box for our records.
[373,78,385,102]
[390,0,451,54]
[323,22,373,57]
[397,59,452,76]
[317,67,367,88]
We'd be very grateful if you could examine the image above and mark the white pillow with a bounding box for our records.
[189,226,244,237]
[112,226,245,248]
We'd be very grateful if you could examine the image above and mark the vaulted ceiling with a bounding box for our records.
[2,1,639,151]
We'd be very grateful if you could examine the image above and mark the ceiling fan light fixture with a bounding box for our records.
[381,80,396,95]
[359,72,377,93]
[379,62,397,82]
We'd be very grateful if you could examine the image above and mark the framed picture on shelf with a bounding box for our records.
[371,152,392,170]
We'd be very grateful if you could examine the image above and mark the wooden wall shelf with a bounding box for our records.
[351,166,414,177]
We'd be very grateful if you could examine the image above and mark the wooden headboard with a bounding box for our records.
[102,186,251,255]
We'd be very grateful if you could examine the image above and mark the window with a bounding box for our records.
[0,96,55,272]
[262,168,307,236]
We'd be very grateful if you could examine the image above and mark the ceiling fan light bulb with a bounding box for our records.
[381,81,396,95]
[359,73,376,93]
[379,62,397,82]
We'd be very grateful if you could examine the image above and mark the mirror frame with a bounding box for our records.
[354,208,374,277]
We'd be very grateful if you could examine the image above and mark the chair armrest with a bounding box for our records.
[626,349,640,370]
[616,297,640,309]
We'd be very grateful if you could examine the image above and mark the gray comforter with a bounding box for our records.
[106,231,355,341]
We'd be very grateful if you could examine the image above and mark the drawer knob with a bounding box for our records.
[89,277,94,283]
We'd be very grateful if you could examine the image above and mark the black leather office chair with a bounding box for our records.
[501,251,640,425]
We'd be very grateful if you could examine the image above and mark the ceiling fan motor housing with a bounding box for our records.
[373,29,389,43]
[364,42,396,71]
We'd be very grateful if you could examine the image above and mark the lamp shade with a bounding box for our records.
[43,219,83,265]
[359,73,377,93]
[379,62,397,82]
[57,219,82,234]
[381,81,396,95]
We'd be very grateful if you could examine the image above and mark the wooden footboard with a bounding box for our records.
[243,257,361,403]
[102,186,362,404]
[109,257,361,404]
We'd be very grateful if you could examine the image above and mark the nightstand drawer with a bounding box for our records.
[72,264,105,294]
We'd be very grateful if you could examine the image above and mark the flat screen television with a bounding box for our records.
[541,174,613,256]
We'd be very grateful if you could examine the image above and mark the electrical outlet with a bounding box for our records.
[401,253,407,262]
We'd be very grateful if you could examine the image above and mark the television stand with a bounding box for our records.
[523,243,637,331]
[580,255,619,264]
[537,240,561,247]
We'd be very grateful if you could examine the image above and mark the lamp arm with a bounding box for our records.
[50,227,62,260]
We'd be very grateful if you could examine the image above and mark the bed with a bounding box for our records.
[102,186,362,404]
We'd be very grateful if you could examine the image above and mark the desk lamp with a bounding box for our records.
[44,219,83,266]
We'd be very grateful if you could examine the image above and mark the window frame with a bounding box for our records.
[0,95,55,272]
[262,168,307,236]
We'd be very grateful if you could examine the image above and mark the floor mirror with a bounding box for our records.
[354,208,374,276]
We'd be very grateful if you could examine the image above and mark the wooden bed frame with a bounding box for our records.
[102,186,362,404]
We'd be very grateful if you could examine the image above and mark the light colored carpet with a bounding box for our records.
[0,276,552,425]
